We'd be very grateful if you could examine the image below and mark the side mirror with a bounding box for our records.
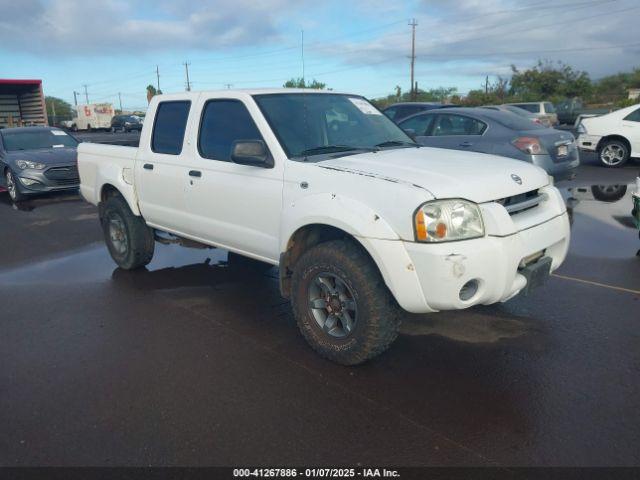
[403,128,416,140]
[230,140,273,168]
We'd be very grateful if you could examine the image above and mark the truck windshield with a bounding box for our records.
[253,93,415,160]
[1,129,78,151]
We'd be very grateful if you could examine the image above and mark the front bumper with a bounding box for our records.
[14,164,80,195]
[577,134,601,152]
[364,212,570,314]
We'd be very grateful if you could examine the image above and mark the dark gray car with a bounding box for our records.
[382,102,454,122]
[397,107,579,180]
[0,126,80,202]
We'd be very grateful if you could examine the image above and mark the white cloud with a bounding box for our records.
[0,0,292,54]
[323,0,640,80]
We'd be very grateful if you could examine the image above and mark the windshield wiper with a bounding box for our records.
[374,140,419,148]
[296,145,376,158]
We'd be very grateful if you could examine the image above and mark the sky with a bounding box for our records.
[1,0,639,111]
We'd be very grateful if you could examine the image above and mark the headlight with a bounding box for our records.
[576,123,587,134]
[16,160,46,170]
[414,199,484,242]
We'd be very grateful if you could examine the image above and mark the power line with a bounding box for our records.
[416,41,640,59]
[443,0,629,47]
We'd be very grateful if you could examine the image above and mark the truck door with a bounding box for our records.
[135,100,193,234]
[182,97,283,262]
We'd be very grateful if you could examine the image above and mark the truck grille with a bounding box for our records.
[44,166,80,186]
[495,189,544,215]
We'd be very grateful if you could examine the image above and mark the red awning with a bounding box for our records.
[0,79,42,85]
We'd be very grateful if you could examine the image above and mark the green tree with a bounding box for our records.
[591,68,640,104]
[283,78,326,89]
[45,96,73,124]
[509,60,591,102]
[146,85,162,103]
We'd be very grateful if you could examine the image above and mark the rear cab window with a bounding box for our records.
[151,101,191,155]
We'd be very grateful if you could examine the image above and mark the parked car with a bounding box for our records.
[398,107,579,180]
[576,104,640,167]
[78,89,570,365]
[0,126,80,202]
[555,98,612,126]
[481,105,550,127]
[382,102,454,122]
[505,102,558,126]
[111,115,143,133]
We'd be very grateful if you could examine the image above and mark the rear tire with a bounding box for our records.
[101,194,154,270]
[291,239,400,365]
[599,139,629,168]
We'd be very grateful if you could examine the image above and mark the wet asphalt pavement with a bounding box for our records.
[0,148,639,467]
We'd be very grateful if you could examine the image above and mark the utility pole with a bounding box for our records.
[73,91,79,106]
[485,75,489,94]
[409,18,418,101]
[83,84,89,104]
[118,92,123,112]
[183,61,191,91]
[156,65,161,92]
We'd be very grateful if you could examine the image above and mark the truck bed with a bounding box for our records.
[78,142,138,207]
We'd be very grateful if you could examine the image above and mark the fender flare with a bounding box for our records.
[280,192,400,252]
[96,167,140,216]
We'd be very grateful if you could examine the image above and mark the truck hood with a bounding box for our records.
[317,147,550,203]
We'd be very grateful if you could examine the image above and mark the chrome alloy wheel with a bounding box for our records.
[600,143,626,166]
[308,273,358,338]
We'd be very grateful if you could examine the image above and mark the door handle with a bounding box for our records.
[189,170,202,178]
[459,141,473,147]
[143,163,154,170]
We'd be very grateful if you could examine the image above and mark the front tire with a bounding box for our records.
[291,239,400,365]
[5,169,25,202]
[101,194,154,269]
[599,139,629,168]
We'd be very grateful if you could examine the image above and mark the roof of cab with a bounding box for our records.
[152,88,352,100]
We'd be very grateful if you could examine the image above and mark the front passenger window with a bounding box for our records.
[199,100,265,161]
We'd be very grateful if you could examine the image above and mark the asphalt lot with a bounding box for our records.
[1,140,639,467]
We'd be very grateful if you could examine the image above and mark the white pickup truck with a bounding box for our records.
[78,89,570,365]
